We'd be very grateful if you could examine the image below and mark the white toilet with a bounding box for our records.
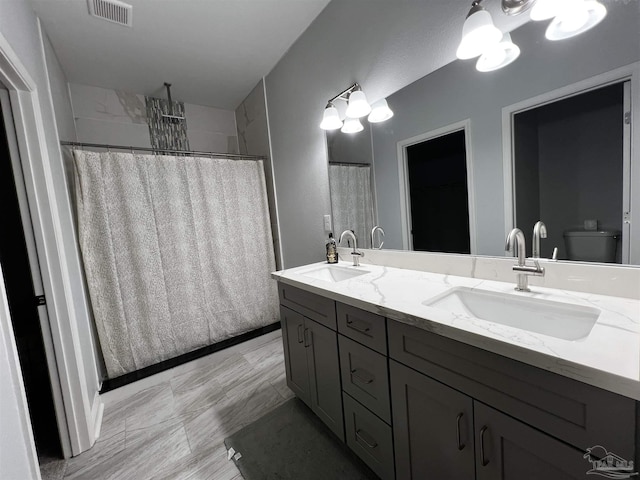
[563,230,620,263]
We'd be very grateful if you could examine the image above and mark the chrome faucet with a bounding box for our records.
[340,230,364,266]
[532,221,547,259]
[505,227,544,292]
[370,226,385,250]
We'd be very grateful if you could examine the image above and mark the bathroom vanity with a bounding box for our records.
[272,259,640,480]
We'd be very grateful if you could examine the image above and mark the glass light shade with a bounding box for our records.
[319,104,343,130]
[345,90,372,118]
[367,98,394,123]
[456,9,503,60]
[476,33,521,72]
[530,0,568,20]
[545,0,606,41]
[341,117,364,134]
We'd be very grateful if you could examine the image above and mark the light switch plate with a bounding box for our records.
[323,215,332,232]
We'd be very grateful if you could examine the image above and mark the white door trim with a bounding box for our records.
[0,28,99,458]
[0,89,72,458]
[502,62,639,264]
[396,119,477,253]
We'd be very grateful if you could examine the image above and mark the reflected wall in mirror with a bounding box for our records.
[326,1,640,265]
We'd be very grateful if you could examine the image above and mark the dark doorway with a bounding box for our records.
[0,103,62,459]
[406,129,470,253]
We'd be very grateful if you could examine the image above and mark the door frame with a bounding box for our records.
[396,119,477,253]
[502,62,639,264]
[0,89,71,459]
[0,26,102,459]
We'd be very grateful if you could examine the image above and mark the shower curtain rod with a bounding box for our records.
[329,161,371,167]
[60,141,266,160]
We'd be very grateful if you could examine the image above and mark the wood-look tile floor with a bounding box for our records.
[40,330,291,480]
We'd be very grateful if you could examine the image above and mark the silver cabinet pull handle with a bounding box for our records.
[303,328,310,348]
[480,425,489,467]
[456,413,465,451]
[297,324,304,344]
[350,368,374,384]
[346,318,371,333]
[355,429,378,449]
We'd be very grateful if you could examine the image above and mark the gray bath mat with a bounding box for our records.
[224,398,377,480]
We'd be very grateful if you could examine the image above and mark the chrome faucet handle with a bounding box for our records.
[552,247,558,261]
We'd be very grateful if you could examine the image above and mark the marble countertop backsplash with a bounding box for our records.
[272,257,640,400]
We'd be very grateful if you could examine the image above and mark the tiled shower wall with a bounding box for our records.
[236,79,281,269]
[69,83,239,153]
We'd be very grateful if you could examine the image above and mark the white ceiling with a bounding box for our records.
[31,0,331,109]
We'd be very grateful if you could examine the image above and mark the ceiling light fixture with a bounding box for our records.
[320,83,393,133]
[456,1,503,60]
[476,32,521,72]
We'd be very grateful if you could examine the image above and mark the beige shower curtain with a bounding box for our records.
[329,164,375,249]
[73,150,278,378]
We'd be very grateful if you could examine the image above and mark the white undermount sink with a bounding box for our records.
[423,287,600,341]
[299,265,370,283]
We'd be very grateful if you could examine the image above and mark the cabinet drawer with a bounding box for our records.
[339,335,391,423]
[388,320,636,459]
[344,393,395,480]
[337,303,387,354]
[278,283,336,330]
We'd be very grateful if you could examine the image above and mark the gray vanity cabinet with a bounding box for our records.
[391,360,591,480]
[280,306,311,404]
[305,316,344,441]
[475,403,589,480]
[391,360,475,480]
[279,284,344,441]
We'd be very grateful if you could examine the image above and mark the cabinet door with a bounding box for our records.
[306,318,344,441]
[475,402,590,480]
[391,360,474,480]
[280,306,310,405]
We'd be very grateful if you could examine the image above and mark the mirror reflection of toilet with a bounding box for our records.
[563,230,620,263]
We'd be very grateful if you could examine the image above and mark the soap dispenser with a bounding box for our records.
[326,232,338,264]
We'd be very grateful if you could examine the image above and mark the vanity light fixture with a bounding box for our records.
[501,0,536,16]
[476,32,521,72]
[456,1,503,60]
[345,85,372,118]
[368,98,394,123]
[320,83,393,132]
[544,0,607,41]
[320,102,343,130]
[341,118,364,134]
[530,0,607,40]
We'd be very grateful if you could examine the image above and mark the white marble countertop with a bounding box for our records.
[272,261,640,400]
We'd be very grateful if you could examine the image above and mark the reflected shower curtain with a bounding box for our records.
[329,164,375,248]
[73,150,278,378]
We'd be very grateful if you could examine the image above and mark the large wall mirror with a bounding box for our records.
[327,1,640,265]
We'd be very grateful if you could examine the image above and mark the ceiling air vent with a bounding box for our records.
[88,0,132,27]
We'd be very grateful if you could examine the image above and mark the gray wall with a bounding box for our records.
[264,0,530,268]
[371,4,639,254]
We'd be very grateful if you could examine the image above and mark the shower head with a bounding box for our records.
[162,82,185,121]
